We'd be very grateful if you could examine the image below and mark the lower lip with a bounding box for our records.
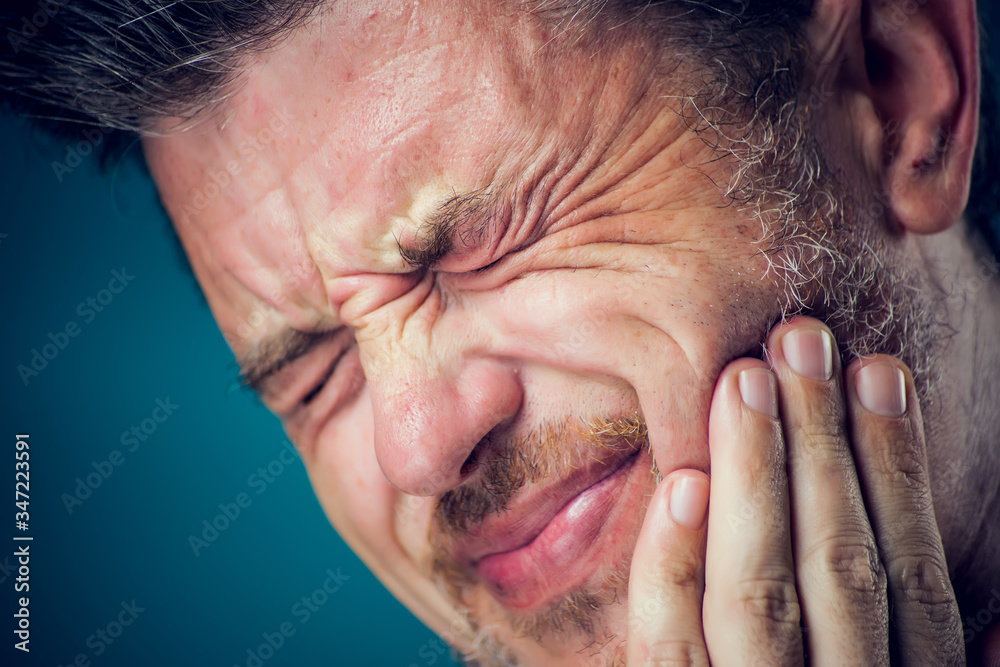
[475,452,640,610]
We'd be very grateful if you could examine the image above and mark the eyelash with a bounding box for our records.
[473,256,504,273]
[301,342,355,406]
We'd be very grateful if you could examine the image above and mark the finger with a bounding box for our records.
[702,358,804,666]
[627,469,711,666]
[846,355,964,666]
[768,317,890,666]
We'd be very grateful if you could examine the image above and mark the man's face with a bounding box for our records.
[142,1,951,663]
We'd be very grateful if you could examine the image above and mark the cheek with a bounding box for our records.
[303,387,403,557]
[466,248,781,469]
[299,387,477,650]
[476,251,775,385]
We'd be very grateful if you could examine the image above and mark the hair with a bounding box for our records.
[1,0,996,252]
[0,0,324,131]
[4,3,990,661]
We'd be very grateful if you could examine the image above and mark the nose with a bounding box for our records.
[367,358,522,495]
[353,279,523,495]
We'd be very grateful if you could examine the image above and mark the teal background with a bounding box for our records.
[0,117,460,666]
[1,7,999,667]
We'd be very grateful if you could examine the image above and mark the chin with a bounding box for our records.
[457,601,632,667]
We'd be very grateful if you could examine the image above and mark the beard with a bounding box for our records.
[428,415,652,666]
[421,132,952,667]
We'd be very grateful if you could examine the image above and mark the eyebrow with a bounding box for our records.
[238,328,335,396]
[241,189,509,394]
[398,189,506,267]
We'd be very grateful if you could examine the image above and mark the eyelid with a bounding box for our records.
[301,342,353,405]
[261,329,352,417]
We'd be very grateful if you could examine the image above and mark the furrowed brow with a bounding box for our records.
[241,192,507,391]
[238,328,333,396]
[398,189,504,267]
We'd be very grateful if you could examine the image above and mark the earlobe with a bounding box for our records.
[861,0,980,235]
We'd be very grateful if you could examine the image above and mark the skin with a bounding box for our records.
[141,0,1000,663]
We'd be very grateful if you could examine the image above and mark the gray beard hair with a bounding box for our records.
[453,220,949,667]
[761,163,949,411]
[451,112,951,667]
[452,216,949,667]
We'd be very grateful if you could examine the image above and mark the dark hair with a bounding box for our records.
[0,0,322,130]
[1,0,997,252]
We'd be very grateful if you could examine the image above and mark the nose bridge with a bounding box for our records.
[359,304,522,497]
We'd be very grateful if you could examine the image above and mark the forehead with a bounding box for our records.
[142,0,670,358]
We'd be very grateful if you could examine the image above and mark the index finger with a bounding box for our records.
[627,470,711,666]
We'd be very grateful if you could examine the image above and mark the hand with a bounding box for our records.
[626,316,965,666]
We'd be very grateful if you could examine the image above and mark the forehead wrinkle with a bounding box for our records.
[226,180,335,331]
[288,132,419,277]
[273,154,344,318]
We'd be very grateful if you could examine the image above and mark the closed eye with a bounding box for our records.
[301,341,355,406]
[473,256,504,273]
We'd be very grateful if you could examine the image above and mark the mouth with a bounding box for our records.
[451,439,651,611]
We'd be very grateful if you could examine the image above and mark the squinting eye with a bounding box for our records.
[302,363,335,405]
[300,337,358,407]
[474,256,504,273]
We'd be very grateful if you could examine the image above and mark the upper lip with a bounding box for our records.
[449,437,641,567]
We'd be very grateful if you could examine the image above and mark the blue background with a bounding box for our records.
[2,6,998,667]
[0,119,461,666]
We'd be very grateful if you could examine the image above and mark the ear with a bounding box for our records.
[861,0,980,234]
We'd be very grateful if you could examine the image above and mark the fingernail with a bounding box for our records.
[669,475,710,530]
[739,368,778,418]
[855,362,907,418]
[782,328,833,381]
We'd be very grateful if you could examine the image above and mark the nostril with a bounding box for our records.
[458,416,510,480]
[371,358,522,495]
[459,445,480,479]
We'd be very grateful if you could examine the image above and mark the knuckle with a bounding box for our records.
[810,534,887,601]
[887,554,958,624]
[729,575,803,630]
[643,553,703,593]
[709,576,803,665]
[868,432,928,491]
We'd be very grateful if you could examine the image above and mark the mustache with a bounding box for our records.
[435,414,649,536]
[427,414,651,649]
